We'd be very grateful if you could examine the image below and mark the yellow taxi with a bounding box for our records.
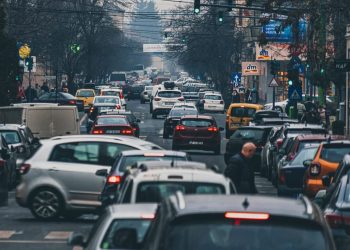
[225,103,263,138]
[75,89,95,109]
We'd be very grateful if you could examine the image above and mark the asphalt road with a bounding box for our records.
[0,100,276,250]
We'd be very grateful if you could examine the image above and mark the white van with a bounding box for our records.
[109,72,127,87]
[0,104,80,139]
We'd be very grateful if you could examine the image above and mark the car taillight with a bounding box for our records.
[279,170,286,184]
[325,213,350,228]
[119,93,124,99]
[276,138,283,150]
[208,127,219,132]
[89,107,94,113]
[178,97,184,101]
[116,104,121,109]
[92,129,104,134]
[220,100,224,104]
[141,214,155,219]
[309,163,321,176]
[121,129,133,135]
[154,97,161,101]
[225,212,270,220]
[19,163,31,175]
[107,175,121,185]
[68,100,76,105]
[175,125,185,131]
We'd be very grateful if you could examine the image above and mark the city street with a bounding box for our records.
[0,100,276,250]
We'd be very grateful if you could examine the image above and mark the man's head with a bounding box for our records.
[241,142,256,159]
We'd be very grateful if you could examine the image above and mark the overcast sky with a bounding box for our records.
[155,0,178,10]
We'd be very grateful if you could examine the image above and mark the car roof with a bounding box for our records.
[96,115,127,119]
[167,194,318,221]
[286,124,324,129]
[180,115,214,120]
[238,126,273,130]
[107,203,158,219]
[295,134,348,141]
[77,89,94,92]
[0,124,24,130]
[320,140,350,146]
[121,150,187,157]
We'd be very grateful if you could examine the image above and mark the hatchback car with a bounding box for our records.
[100,110,141,137]
[15,135,162,220]
[172,115,223,154]
[90,115,135,136]
[202,92,225,113]
[140,86,153,104]
[163,107,198,138]
[100,88,126,107]
[151,89,184,119]
[68,203,157,250]
[89,96,122,120]
[144,193,336,250]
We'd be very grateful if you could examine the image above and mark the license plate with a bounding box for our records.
[106,130,120,134]
[165,102,174,105]
[189,141,203,145]
[208,105,216,108]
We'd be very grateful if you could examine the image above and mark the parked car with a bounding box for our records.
[163,107,198,138]
[249,110,288,126]
[68,203,157,250]
[144,193,336,250]
[15,135,162,220]
[172,115,223,154]
[37,92,84,112]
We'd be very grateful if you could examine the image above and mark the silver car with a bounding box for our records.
[15,135,162,220]
[68,203,157,250]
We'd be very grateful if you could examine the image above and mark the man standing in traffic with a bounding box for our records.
[224,142,258,194]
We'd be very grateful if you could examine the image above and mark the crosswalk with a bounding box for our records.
[0,230,72,243]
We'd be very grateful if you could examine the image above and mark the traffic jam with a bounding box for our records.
[0,72,347,250]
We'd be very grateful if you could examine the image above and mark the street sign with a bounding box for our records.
[18,43,31,59]
[231,72,241,87]
[335,60,350,72]
[288,86,302,101]
[268,78,279,87]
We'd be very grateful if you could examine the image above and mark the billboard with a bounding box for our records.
[262,19,307,43]
[242,62,263,76]
[255,43,306,61]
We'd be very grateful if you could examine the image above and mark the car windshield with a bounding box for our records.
[136,182,225,203]
[95,97,119,104]
[100,219,151,249]
[102,91,119,96]
[163,216,327,250]
[231,129,265,140]
[158,91,181,98]
[320,145,350,163]
[76,90,94,97]
[118,156,187,173]
[110,74,126,81]
[0,131,21,144]
[170,109,198,117]
[181,119,214,127]
[291,147,318,166]
[231,107,257,117]
[96,117,128,125]
[204,95,221,100]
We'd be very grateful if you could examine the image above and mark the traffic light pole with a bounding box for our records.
[272,85,276,109]
[28,69,32,102]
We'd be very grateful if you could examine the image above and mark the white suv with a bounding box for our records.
[203,92,225,113]
[151,89,184,118]
[116,161,235,204]
[15,135,162,220]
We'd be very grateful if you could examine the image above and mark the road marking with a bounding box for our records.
[79,113,87,126]
[44,231,72,240]
[0,240,66,244]
[141,121,144,124]
[158,129,164,135]
[0,231,16,239]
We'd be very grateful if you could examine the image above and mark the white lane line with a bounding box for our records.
[0,240,66,244]
[0,231,16,239]
[44,231,72,240]
[79,113,88,126]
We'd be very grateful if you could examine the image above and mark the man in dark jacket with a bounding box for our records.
[224,142,257,194]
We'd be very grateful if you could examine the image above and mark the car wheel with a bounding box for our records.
[163,130,169,139]
[29,188,63,220]
[152,113,157,119]
[214,145,221,155]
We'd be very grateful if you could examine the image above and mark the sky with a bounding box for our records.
[155,0,178,10]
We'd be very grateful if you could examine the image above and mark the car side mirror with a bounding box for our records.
[67,233,85,247]
[1,149,10,160]
[303,159,312,168]
[95,169,108,177]
[322,175,331,187]
[219,127,224,131]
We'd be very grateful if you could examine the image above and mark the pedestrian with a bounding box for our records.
[16,82,26,102]
[34,83,41,98]
[224,142,258,194]
[41,82,49,93]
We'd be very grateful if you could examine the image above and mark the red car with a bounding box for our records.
[172,115,223,154]
[90,115,135,136]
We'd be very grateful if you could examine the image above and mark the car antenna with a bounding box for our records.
[242,197,249,210]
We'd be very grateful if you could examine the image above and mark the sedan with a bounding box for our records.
[91,115,135,136]
[37,92,84,111]
[163,107,198,138]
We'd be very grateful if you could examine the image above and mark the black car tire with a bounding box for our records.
[152,113,157,119]
[214,145,221,155]
[29,188,63,220]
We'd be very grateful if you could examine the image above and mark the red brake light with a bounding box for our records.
[208,127,218,132]
[141,214,155,219]
[107,175,121,185]
[309,163,321,176]
[276,139,283,150]
[68,100,76,105]
[119,93,124,99]
[175,125,185,131]
[154,97,161,101]
[92,129,104,134]
[116,104,121,109]
[89,107,94,113]
[19,163,31,175]
[121,129,133,135]
[225,212,270,220]
[178,97,184,101]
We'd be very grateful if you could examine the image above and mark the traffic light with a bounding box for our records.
[287,68,299,86]
[270,59,280,75]
[70,44,81,54]
[25,57,33,71]
[194,0,200,14]
[218,11,224,22]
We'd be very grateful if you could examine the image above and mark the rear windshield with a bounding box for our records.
[320,145,350,163]
[158,91,181,98]
[170,109,198,117]
[110,74,126,81]
[0,131,21,144]
[136,182,225,203]
[231,129,266,140]
[95,97,119,104]
[77,90,94,97]
[102,91,120,96]
[298,141,322,152]
[231,107,257,117]
[132,86,144,91]
[181,119,214,127]
[100,219,151,249]
[96,117,128,125]
[204,95,221,100]
[163,216,327,250]
[118,156,187,173]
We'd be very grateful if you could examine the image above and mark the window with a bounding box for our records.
[50,142,99,164]
[77,90,94,97]
[204,95,221,100]
[96,117,128,125]
[231,129,265,140]
[121,180,133,203]
[170,109,198,117]
[320,145,350,163]
[95,97,119,104]
[231,107,256,117]
[291,147,318,166]
[181,119,213,127]
[158,91,181,98]
[110,73,126,81]
[0,131,21,144]
[102,91,118,96]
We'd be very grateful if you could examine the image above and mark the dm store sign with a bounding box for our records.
[242,62,261,76]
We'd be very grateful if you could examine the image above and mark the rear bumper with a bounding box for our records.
[304,178,323,198]
[153,108,171,115]
[204,104,224,111]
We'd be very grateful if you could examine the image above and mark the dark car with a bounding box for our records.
[100,110,141,137]
[277,146,319,197]
[163,107,198,138]
[224,126,273,170]
[128,84,144,100]
[323,171,350,250]
[98,150,190,207]
[37,92,84,112]
[90,115,135,136]
[0,135,17,191]
[144,193,336,250]
[172,115,223,154]
[250,110,288,125]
